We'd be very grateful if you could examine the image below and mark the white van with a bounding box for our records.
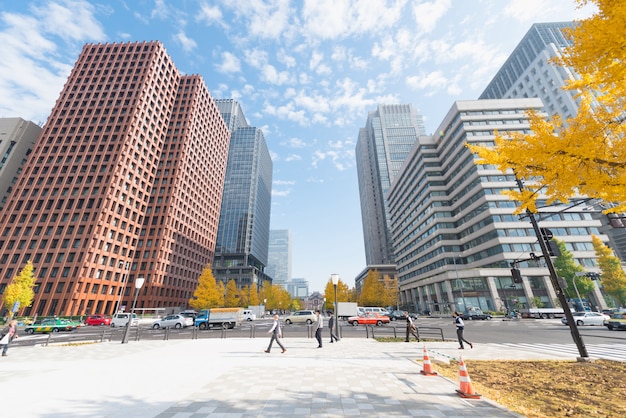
[242,309,256,321]
[110,312,139,327]
[362,307,389,316]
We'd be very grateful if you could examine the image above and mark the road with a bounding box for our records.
[11,315,626,361]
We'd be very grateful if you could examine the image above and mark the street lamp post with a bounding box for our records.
[121,277,145,344]
[331,274,339,340]
[115,261,130,313]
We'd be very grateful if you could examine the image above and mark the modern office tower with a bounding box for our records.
[356,104,426,267]
[480,21,626,262]
[213,99,273,290]
[480,22,580,120]
[266,229,292,288]
[0,118,41,210]
[287,277,308,299]
[388,99,608,315]
[0,41,230,317]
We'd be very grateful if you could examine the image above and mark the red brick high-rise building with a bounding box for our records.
[0,41,230,317]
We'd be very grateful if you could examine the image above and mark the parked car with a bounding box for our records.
[462,308,492,320]
[284,310,317,325]
[152,314,193,329]
[561,312,610,326]
[110,313,139,327]
[347,312,390,326]
[85,314,112,326]
[24,318,81,334]
[178,310,197,320]
[387,310,418,321]
[605,313,626,331]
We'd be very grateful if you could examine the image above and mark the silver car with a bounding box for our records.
[152,314,194,329]
[284,310,317,325]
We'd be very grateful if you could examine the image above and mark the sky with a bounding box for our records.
[0,0,597,293]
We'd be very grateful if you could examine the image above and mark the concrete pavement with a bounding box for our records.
[0,336,577,417]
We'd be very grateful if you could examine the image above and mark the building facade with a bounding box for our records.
[388,99,607,315]
[479,22,580,120]
[356,104,426,266]
[0,118,41,210]
[286,277,308,299]
[266,229,292,288]
[212,99,273,290]
[0,41,230,317]
[480,21,626,263]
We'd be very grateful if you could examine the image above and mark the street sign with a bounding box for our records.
[12,301,20,312]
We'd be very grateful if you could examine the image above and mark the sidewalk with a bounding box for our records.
[0,337,574,417]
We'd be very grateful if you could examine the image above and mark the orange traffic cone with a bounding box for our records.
[420,346,438,376]
[456,356,481,399]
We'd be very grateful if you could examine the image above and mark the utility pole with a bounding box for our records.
[516,178,589,359]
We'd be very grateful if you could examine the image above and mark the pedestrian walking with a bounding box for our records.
[314,310,323,348]
[265,314,286,353]
[453,312,473,349]
[0,319,19,356]
[328,312,339,343]
[404,311,419,342]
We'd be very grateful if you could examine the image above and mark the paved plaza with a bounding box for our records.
[0,336,577,417]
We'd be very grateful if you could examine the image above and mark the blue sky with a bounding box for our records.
[0,0,596,293]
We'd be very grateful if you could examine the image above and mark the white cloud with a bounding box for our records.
[285,154,302,162]
[216,51,241,73]
[406,71,448,91]
[173,31,197,53]
[196,3,227,28]
[277,49,296,68]
[412,0,451,33]
[282,137,308,148]
[263,101,309,125]
[301,0,404,40]
[225,0,294,40]
[0,0,105,121]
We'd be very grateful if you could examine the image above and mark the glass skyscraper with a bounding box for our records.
[356,104,426,266]
[213,100,273,289]
[266,229,291,288]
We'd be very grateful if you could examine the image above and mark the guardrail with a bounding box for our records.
[364,325,444,341]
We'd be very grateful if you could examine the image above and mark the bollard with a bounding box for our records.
[45,333,52,346]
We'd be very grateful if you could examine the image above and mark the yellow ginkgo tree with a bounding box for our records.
[3,260,37,319]
[468,0,626,214]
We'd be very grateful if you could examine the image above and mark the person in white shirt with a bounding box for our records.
[314,310,323,348]
[265,314,286,353]
[453,312,473,349]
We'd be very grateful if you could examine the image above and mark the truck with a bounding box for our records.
[194,308,244,329]
[336,302,359,320]
[518,307,572,319]
[246,305,265,319]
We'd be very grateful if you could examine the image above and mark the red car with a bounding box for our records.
[348,312,391,326]
[85,314,112,326]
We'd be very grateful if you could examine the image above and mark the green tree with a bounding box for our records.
[592,235,626,305]
[3,260,37,318]
[224,279,239,307]
[552,238,594,299]
[359,270,385,306]
[188,264,222,310]
[468,1,626,214]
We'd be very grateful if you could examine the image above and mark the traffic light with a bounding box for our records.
[547,241,561,257]
[541,228,561,257]
[511,268,523,283]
